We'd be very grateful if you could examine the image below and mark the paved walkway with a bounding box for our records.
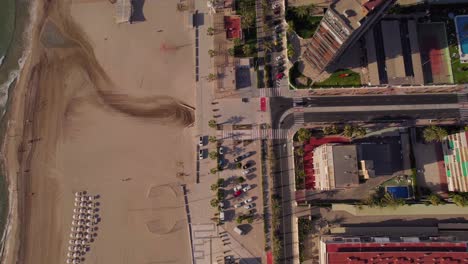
[217,128,289,140]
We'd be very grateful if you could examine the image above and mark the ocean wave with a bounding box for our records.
[0,56,4,67]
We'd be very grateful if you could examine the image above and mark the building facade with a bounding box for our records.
[442,131,468,192]
[320,235,468,263]
[303,0,392,75]
[313,144,359,190]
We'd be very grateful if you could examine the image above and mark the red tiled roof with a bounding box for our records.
[363,0,384,11]
[327,242,468,263]
[224,16,242,39]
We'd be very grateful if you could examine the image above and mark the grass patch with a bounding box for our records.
[234,0,257,57]
[289,62,312,89]
[286,5,322,39]
[313,69,361,88]
[450,45,468,83]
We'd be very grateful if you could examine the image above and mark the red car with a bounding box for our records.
[276,72,284,80]
[260,97,267,112]
[234,190,242,197]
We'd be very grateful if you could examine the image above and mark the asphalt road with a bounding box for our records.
[299,94,458,107]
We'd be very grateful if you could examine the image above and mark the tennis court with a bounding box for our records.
[418,22,454,84]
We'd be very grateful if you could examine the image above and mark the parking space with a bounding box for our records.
[216,139,266,261]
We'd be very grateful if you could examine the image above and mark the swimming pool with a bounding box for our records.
[386,186,410,199]
[455,15,468,61]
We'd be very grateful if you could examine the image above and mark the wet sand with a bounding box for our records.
[1,0,195,263]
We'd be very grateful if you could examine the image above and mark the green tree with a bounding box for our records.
[236,162,242,169]
[228,48,235,56]
[354,127,367,137]
[236,176,246,184]
[242,44,254,56]
[217,178,225,187]
[208,119,217,128]
[428,193,444,206]
[296,128,311,143]
[209,151,219,160]
[423,126,448,142]
[323,125,339,135]
[295,147,304,156]
[208,49,216,57]
[207,73,217,81]
[247,215,254,224]
[210,167,218,174]
[343,125,354,138]
[233,38,242,46]
[207,27,215,36]
[208,136,217,143]
[287,43,295,58]
[295,6,310,18]
[451,194,467,207]
[210,198,219,208]
[211,183,219,191]
[264,41,274,53]
[236,214,245,224]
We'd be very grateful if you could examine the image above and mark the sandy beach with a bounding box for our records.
[1,0,196,263]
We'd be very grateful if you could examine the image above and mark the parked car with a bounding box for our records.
[199,136,204,147]
[242,162,252,169]
[220,211,225,221]
[275,55,284,61]
[234,184,243,192]
[218,146,224,155]
[219,202,225,209]
[199,149,204,160]
[244,197,253,204]
[242,185,252,192]
[234,202,244,208]
[234,154,247,162]
[234,190,242,197]
[243,168,254,175]
[244,204,254,209]
[276,72,284,80]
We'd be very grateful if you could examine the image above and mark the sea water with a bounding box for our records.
[0,0,32,117]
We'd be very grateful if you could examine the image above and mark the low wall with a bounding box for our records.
[333,203,468,216]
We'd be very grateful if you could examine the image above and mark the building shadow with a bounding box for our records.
[130,0,146,23]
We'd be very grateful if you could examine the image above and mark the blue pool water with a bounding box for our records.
[386,186,410,199]
[456,16,468,55]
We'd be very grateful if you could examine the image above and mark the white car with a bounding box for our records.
[243,168,254,175]
[272,3,280,9]
[199,136,204,147]
[218,146,224,155]
[242,185,252,192]
[244,197,253,204]
[276,55,284,61]
[220,211,225,221]
[234,202,244,208]
[199,149,204,160]
[234,184,243,192]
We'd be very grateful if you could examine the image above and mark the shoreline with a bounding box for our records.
[0,0,43,262]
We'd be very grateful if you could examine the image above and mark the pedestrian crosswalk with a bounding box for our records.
[458,93,468,120]
[218,128,288,140]
[259,88,282,97]
[294,111,305,125]
[293,97,303,107]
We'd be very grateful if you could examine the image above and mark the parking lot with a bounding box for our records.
[217,139,266,261]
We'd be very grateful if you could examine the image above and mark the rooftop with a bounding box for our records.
[331,0,365,30]
[224,16,242,39]
[331,145,359,188]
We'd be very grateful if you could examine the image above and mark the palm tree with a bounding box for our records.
[228,48,235,56]
[207,27,215,36]
[209,151,219,160]
[208,136,217,143]
[296,128,311,143]
[207,73,217,81]
[423,126,448,142]
[242,44,254,56]
[295,6,310,18]
[208,119,217,128]
[208,49,216,57]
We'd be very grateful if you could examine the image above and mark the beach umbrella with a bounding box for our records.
[67,252,73,257]
[71,227,77,232]
[75,239,82,244]
[74,197,80,202]
[86,234,92,240]
[74,202,79,207]
[86,222,92,227]
[69,239,75,245]
[87,216,93,220]
[72,259,80,264]
[86,228,93,233]
[81,196,88,202]
[81,240,86,245]
[79,202,86,207]
[87,209,93,214]
[73,208,79,213]
[66,258,72,263]
[75,192,81,197]
[68,246,74,251]
[72,220,78,226]
[69,233,75,238]
[88,196,93,201]
[73,252,80,258]
[72,215,79,220]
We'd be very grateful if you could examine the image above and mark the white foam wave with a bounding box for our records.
[0,56,4,67]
